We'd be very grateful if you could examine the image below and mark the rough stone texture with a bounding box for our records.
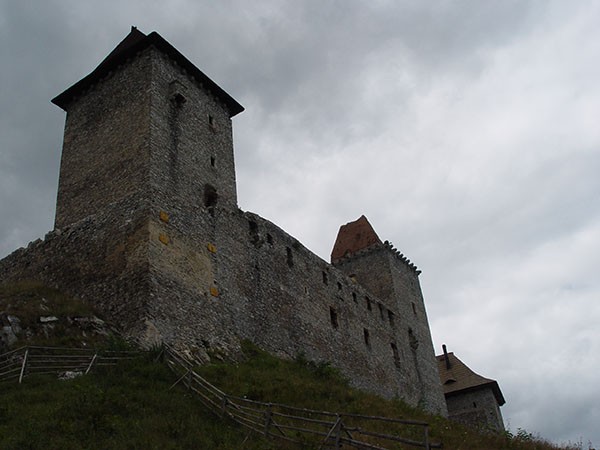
[55,51,152,230]
[0,29,448,416]
[333,241,444,413]
[0,314,21,351]
[446,388,505,432]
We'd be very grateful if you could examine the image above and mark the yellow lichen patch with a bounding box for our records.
[159,233,170,245]
[210,286,219,297]
[207,243,217,254]
[159,211,170,223]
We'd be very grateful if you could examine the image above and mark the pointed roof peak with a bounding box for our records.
[93,26,147,74]
[331,215,382,263]
[52,28,244,117]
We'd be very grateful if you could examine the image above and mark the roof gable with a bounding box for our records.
[436,351,505,406]
[52,27,244,117]
[331,215,382,262]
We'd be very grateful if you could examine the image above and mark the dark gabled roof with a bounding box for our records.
[436,351,506,406]
[331,215,382,262]
[52,27,244,117]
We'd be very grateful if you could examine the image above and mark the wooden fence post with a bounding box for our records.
[85,354,98,374]
[264,404,273,438]
[221,395,228,417]
[18,348,28,384]
[335,416,342,450]
[320,415,342,450]
[424,425,430,450]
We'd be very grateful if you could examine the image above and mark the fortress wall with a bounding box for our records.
[0,197,446,414]
[446,389,504,432]
[146,202,446,413]
[335,247,447,413]
[0,196,152,334]
[386,253,446,413]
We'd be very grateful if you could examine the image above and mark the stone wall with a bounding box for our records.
[0,197,447,415]
[0,196,152,335]
[147,48,238,214]
[55,51,153,230]
[446,388,505,431]
[334,244,446,414]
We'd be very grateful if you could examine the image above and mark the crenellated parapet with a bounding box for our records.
[382,240,422,275]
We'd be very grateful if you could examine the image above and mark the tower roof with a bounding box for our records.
[331,215,382,262]
[52,27,244,117]
[436,350,505,406]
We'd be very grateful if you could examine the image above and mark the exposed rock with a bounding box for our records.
[58,370,83,381]
[40,316,59,323]
[1,313,20,351]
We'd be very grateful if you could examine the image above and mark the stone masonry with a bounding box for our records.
[0,28,447,415]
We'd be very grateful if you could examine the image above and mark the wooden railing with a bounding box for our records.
[1,344,442,449]
[163,344,442,449]
[0,345,140,384]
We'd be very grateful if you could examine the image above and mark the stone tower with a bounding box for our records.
[52,27,243,229]
[331,216,442,410]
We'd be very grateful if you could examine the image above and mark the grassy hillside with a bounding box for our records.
[0,281,111,349]
[0,353,277,450]
[1,342,577,450]
[0,282,577,449]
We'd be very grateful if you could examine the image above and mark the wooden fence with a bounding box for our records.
[163,344,442,450]
[1,344,443,449]
[0,345,140,384]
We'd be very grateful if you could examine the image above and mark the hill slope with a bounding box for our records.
[0,282,576,449]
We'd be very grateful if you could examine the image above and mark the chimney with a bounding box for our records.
[442,344,451,369]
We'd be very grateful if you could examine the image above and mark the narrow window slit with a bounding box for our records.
[330,307,338,329]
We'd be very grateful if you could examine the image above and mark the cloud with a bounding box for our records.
[1,1,598,445]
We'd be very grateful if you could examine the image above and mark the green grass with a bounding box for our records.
[0,282,577,449]
[0,353,278,450]
[197,341,577,450]
[0,281,96,322]
[0,281,109,348]
[0,342,577,450]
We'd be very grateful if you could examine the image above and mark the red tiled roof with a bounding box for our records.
[436,351,505,406]
[331,215,382,262]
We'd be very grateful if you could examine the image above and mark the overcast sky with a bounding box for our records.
[1,1,599,446]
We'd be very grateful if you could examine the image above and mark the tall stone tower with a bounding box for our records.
[331,216,442,410]
[52,27,243,229]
